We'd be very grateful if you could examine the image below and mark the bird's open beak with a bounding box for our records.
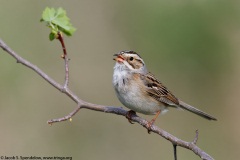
[113,54,125,63]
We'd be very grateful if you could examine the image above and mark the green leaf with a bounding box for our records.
[49,33,55,41]
[51,8,76,36]
[41,7,56,22]
[41,7,76,39]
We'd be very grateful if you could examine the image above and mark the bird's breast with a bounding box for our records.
[113,68,166,115]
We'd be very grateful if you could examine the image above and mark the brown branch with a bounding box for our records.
[57,32,67,58]
[0,38,214,160]
[57,32,69,88]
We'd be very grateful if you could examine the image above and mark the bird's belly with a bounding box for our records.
[115,85,167,115]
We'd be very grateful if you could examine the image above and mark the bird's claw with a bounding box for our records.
[146,120,155,134]
[126,110,136,124]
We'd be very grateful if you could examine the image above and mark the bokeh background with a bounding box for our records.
[0,0,239,159]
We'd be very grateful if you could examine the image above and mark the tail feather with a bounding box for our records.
[179,100,217,121]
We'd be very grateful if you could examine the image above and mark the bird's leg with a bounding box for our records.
[126,110,136,124]
[147,110,161,133]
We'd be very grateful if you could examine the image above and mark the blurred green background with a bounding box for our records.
[0,0,239,159]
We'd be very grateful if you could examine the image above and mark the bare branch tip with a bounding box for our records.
[193,129,199,145]
[47,120,53,126]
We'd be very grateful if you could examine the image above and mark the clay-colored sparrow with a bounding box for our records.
[113,50,217,132]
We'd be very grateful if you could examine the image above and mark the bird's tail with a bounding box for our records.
[179,100,217,121]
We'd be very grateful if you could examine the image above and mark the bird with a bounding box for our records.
[112,50,217,132]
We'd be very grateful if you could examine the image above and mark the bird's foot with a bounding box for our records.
[126,110,136,124]
[146,119,155,134]
[146,110,161,134]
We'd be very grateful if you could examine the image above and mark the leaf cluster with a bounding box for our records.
[40,7,76,40]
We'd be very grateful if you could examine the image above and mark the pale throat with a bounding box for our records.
[113,64,131,87]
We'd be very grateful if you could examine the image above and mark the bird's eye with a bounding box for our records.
[129,57,134,61]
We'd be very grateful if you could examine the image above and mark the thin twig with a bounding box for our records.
[0,38,214,160]
[193,129,199,145]
[57,32,67,58]
[63,57,70,89]
[57,32,69,88]
[47,104,81,124]
[173,144,177,160]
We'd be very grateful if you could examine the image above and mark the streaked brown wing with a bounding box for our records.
[140,72,179,106]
